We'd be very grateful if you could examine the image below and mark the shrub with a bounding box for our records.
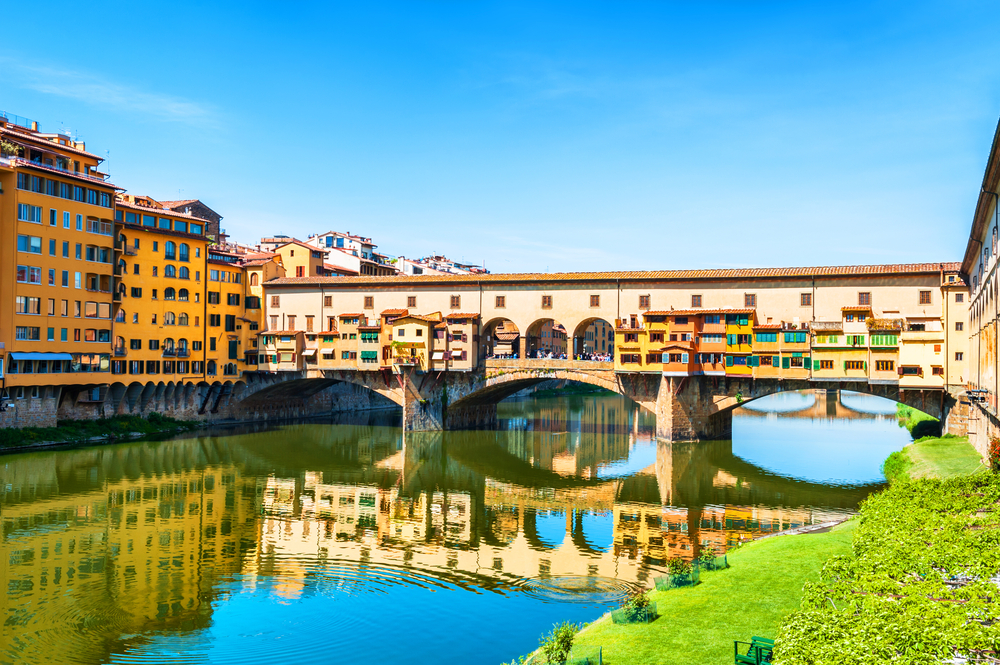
[540,622,578,664]
[989,436,1000,472]
[667,557,692,576]
[619,589,651,622]
[881,450,910,483]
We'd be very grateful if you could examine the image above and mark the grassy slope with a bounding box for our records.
[886,436,985,481]
[567,520,857,665]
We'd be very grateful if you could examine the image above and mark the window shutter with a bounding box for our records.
[813,359,820,370]
[682,353,689,363]
[782,356,790,369]
[726,355,733,367]
[843,360,847,371]
[749,356,759,367]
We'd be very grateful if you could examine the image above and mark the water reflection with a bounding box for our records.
[0,391,899,665]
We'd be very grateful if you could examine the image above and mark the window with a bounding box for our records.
[15,296,41,314]
[744,293,756,308]
[15,326,41,340]
[179,243,189,262]
[225,315,236,332]
[16,266,41,284]
[639,295,650,309]
[226,293,240,306]
[306,316,314,332]
[800,293,812,306]
[165,287,176,300]
[209,314,221,327]
[271,295,280,308]
[208,292,220,305]
[956,293,965,303]
[956,322,964,331]
[408,296,417,308]
[691,294,702,308]
[76,214,83,231]
[956,352,964,361]
[704,314,720,324]
[164,265,176,278]
[919,290,932,305]
[845,360,865,370]
[541,295,552,309]
[17,235,42,254]
[364,296,374,309]
[17,204,42,223]
[130,287,142,298]
[858,292,871,306]
[619,353,641,364]
[755,332,777,343]
[846,335,865,345]
[875,360,895,372]
[296,265,305,277]
[819,359,834,370]
[164,241,176,260]
[495,296,505,309]
[450,295,461,309]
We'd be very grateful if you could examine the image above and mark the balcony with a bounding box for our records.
[86,219,114,236]
[10,156,111,185]
[811,321,843,332]
[113,347,127,357]
[176,349,190,358]
[162,349,177,357]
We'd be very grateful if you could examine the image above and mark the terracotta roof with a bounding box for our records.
[338,313,363,318]
[752,323,782,329]
[324,263,359,275]
[276,239,320,252]
[494,331,520,342]
[159,199,198,208]
[358,325,381,330]
[445,312,481,320]
[245,252,277,260]
[259,330,302,335]
[242,259,274,267]
[842,306,872,311]
[666,308,755,316]
[381,308,409,316]
[1,126,103,159]
[393,314,443,323]
[642,311,674,316]
[262,262,961,287]
[116,199,211,222]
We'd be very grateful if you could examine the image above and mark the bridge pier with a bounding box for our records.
[653,375,734,442]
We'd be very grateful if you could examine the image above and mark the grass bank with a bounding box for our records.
[895,403,940,438]
[0,413,198,450]
[518,521,857,665]
[881,434,985,482]
[774,472,1000,664]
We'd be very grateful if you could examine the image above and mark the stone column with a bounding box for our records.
[654,374,733,442]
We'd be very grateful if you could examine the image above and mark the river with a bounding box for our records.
[0,390,910,665]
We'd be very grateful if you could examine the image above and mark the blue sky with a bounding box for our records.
[4,1,1000,273]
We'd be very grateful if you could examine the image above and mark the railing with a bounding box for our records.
[176,349,190,358]
[113,348,127,357]
[87,219,113,236]
[162,349,177,357]
[810,321,842,331]
[9,156,110,185]
[112,292,121,302]
[124,246,137,256]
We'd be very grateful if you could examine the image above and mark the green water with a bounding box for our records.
[0,392,905,664]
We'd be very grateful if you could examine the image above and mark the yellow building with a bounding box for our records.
[113,195,210,383]
[274,240,325,278]
[0,115,117,424]
[392,313,442,370]
[724,310,755,376]
[205,248,255,379]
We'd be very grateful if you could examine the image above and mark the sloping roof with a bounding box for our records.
[842,306,873,311]
[381,308,409,316]
[445,312,481,320]
[276,239,320,252]
[0,126,103,160]
[115,199,210,222]
[752,323,782,329]
[494,331,520,342]
[262,262,961,288]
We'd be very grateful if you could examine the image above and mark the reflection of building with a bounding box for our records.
[1,457,260,665]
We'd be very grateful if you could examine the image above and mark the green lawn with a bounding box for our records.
[883,435,985,482]
[562,521,857,665]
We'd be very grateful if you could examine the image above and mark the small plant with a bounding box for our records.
[989,436,1000,472]
[619,589,651,622]
[0,139,20,157]
[735,390,744,404]
[667,556,692,576]
[539,621,578,664]
[697,546,717,567]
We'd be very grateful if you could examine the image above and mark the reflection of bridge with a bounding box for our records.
[737,389,896,421]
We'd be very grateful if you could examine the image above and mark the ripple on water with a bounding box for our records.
[515,576,637,605]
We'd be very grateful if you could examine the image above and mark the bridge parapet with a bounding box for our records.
[485,358,614,373]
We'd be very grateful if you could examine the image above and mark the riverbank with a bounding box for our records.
[0,413,199,451]
[511,521,857,665]
[881,434,985,482]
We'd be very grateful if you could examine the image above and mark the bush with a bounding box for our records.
[0,413,195,448]
[881,450,910,483]
[990,437,1000,472]
[540,622,578,664]
[666,557,692,576]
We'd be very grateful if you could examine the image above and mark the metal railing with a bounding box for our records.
[9,156,110,185]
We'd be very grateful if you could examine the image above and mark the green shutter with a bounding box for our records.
[750,356,759,367]
[726,355,734,367]
[782,356,790,369]
[813,359,820,370]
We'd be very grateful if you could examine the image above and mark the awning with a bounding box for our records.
[451,350,463,358]
[302,349,317,357]
[360,351,378,360]
[431,351,446,360]
[10,352,73,361]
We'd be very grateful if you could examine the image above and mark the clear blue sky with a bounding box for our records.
[4,1,1000,273]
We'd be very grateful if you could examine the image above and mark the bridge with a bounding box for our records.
[231,261,967,439]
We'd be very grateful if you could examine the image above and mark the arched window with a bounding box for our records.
[164,241,176,260]
[178,338,189,352]
[207,360,217,375]
[115,336,125,351]
[179,266,190,280]
[179,288,189,301]
[250,272,259,286]
[224,363,237,376]
[179,243,190,262]
[165,287,176,300]
[163,337,175,352]
[115,309,126,323]
[179,313,189,326]
[165,265,176,278]
[117,258,126,272]
[164,312,176,325]
[118,233,127,246]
